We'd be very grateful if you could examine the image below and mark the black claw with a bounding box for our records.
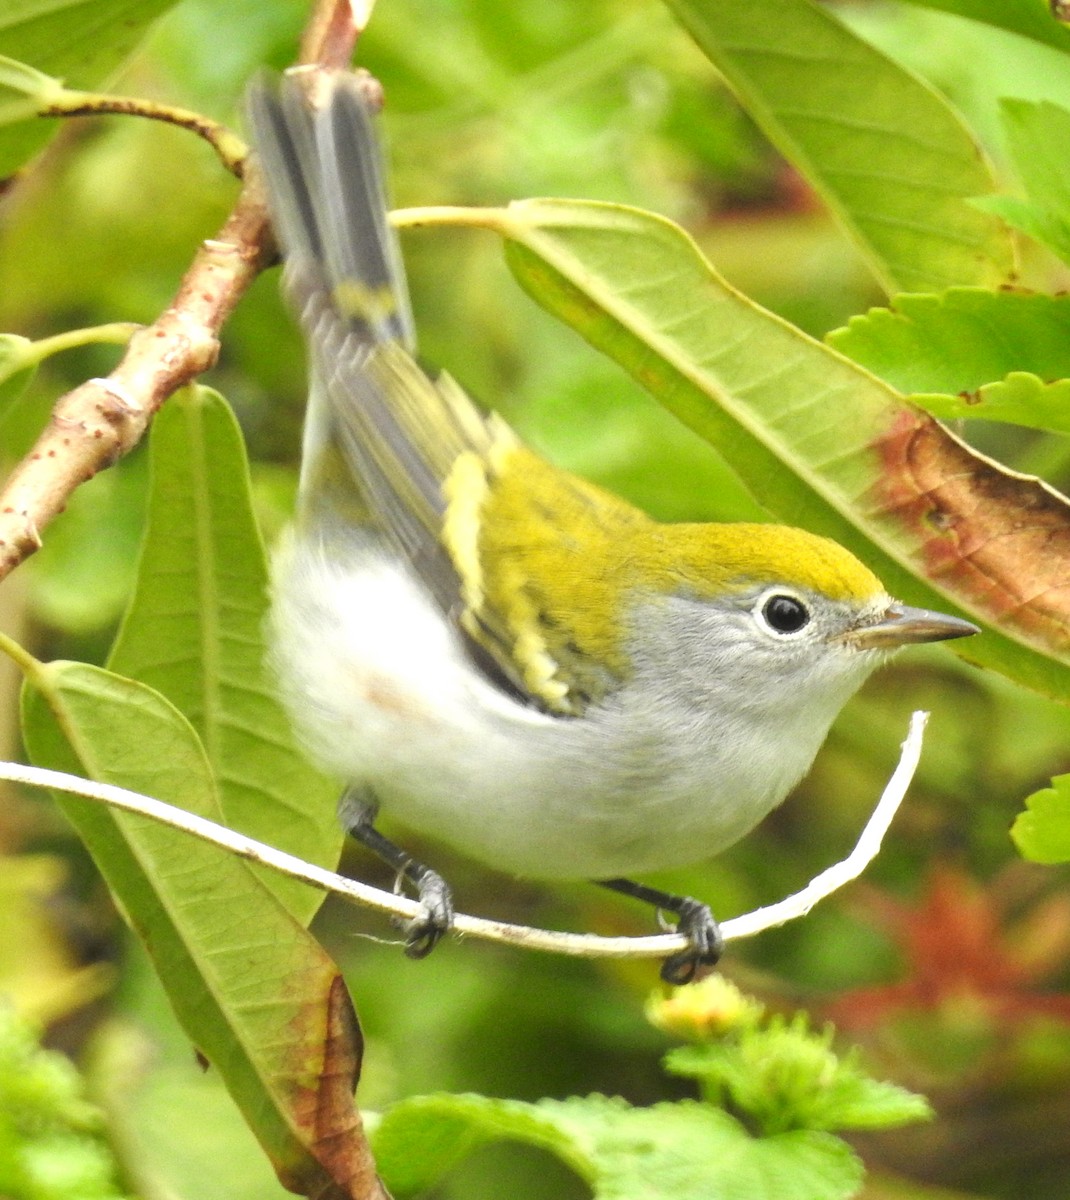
[659,898,723,984]
[340,787,455,961]
[597,877,724,984]
[401,870,454,959]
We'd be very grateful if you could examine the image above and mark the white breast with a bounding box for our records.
[268,530,857,879]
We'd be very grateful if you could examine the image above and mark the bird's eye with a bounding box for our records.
[759,593,811,635]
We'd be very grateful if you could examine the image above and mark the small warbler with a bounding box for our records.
[248,72,977,982]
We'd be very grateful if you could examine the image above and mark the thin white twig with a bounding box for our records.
[0,710,928,961]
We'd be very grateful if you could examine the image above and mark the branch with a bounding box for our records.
[301,0,369,68]
[0,194,271,575]
[0,711,929,963]
[0,0,368,585]
[40,93,248,177]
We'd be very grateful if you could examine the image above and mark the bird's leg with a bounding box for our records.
[338,787,454,958]
[596,877,724,984]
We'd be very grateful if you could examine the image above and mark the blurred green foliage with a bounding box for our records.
[3,2,1070,1199]
[0,1005,131,1200]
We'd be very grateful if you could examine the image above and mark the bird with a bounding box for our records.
[246,70,978,983]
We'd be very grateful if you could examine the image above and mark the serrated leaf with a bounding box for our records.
[107,387,341,925]
[897,0,1070,54]
[917,373,1070,433]
[828,289,1070,435]
[663,0,1013,293]
[20,659,374,1199]
[372,1093,863,1200]
[1013,774,1070,863]
[665,1028,930,1134]
[0,1,180,174]
[823,1076,931,1131]
[666,1041,926,1132]
[491,198,1070,700]
[370,1095,583,1195]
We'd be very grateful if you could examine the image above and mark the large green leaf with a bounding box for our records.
[827,289,1070,431]
[108,387,341,925]
[372,1094,862,1200]
[20,660,372,1199]
[0,2,180,175]
[453,198,1070,699]
[663,0,1013,294]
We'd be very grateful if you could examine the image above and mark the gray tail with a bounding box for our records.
[247,72,414,350]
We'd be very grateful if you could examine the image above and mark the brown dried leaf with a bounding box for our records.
[874,409,1070,653]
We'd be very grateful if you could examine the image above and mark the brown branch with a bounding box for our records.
[0,0,368,586]
[0,190,273,578]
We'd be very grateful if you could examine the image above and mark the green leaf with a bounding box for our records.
[108,387,341,925]
[0,1006,131,1200]
[1001,99,1070,216]
[897,0,1070,54]
[970,99,1070,265]
[917,373,1070,433]
[1012,773,1070,863]
[20,659,369,1199]
[372,1093,863,1200]
[0,2,181,174]
[828,290,1070,393]
[827,289,1070,431]
[665,1020,930,1134]
[662,0,1013,293]
[494,198,1070,700]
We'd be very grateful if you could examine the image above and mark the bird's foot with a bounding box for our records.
[340,787,455,960]
[397,865,454,959]
[658,896,723,984]
[597,877,724,984]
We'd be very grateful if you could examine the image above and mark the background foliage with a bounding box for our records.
[3,1,1070,1198]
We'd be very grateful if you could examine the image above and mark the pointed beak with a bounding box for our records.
[847,604,980,651]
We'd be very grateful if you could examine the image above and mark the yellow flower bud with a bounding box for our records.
[646,975,764,1041]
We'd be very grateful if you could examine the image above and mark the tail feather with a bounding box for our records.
[249,79,324,271]
[316,84,414,348]
[248,73,413,347]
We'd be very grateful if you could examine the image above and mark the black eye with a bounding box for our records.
[761,594,810,634]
